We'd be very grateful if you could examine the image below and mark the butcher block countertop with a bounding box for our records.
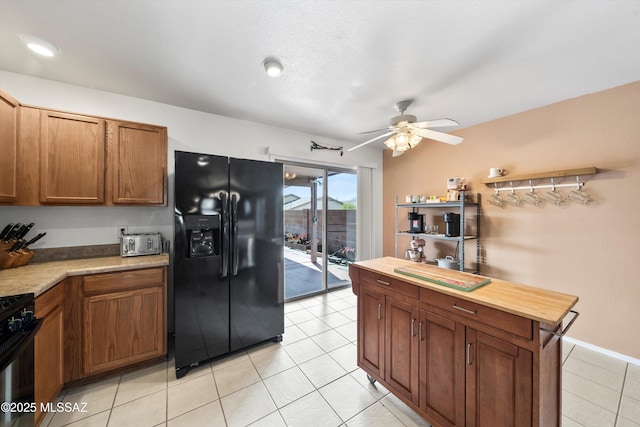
[351,257,578,326]
[0,254,169,298]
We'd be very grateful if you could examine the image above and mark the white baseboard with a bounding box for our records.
[565,336,640,366]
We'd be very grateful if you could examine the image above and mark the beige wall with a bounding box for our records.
[383,81,640,359]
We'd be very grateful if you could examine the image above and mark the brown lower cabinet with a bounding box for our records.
[352,265,563,427]
[34,283,65,427]
[34,266,167,425]
[65,266,167,382]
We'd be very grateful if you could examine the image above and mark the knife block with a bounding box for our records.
[0,241,34,270]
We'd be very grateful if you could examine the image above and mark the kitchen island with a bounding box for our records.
[350,257,578,427]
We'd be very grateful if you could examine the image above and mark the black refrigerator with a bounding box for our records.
[173,150,284,378]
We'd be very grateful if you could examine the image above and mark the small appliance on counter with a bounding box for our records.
[120,233,162,257]
[443,212,461,237]
[408,212,424,233]
[406,238,426,262]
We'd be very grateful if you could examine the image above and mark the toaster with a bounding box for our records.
[120,233,162,257]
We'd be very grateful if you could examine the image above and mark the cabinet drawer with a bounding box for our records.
[361,269,419,299]
[420,288,532,340]
[35,283,64,317]
[83,267,165,295]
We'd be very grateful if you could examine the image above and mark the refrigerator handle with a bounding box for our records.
[220,191,229,278]
[231,193,239,276]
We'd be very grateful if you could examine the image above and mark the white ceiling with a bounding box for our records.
[1,0,639,150]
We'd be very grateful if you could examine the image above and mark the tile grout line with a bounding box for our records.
[104,373,122,427]
[613,363,629,427]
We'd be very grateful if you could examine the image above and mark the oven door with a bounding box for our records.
[0,319,42,427]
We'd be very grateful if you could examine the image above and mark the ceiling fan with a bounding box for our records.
[347,100,464,157]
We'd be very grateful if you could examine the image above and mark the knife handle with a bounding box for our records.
[0,224,14,240]
[17,223,35,240]
[5,223,22,242]
[8,240,23,253]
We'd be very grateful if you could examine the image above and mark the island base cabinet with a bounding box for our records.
[420,310,465,427]
[385,296,419,405]
[465,329,533,427]
[357,284,385,378]
[351,261,566,427]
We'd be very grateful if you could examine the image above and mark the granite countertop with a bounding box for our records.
[0,254,169,297]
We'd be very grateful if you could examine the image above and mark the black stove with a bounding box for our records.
[0,293,36,356]
[0,293,33,319]
[0,293,40,427]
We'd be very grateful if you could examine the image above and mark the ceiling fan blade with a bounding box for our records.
[347,130,397,151]
[358,127,390,135]
[409,126,464,145]
[392,150,405,157]
[412,118,459,129]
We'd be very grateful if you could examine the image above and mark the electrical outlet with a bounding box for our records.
[117,225,128,238]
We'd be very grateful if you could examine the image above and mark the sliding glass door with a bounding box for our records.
[282,162,357,300]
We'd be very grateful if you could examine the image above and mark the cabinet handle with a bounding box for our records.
[418,321,423,341]
[453,304,477,315]
[377,304,381,320]
[411,318,415,336]
[466,343,472,365]
[376,279,391,286]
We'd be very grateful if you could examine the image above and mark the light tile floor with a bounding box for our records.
[42,287,640,427]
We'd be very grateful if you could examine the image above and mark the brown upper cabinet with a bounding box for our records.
[0,90,167,206]
[40,110,106,204]
[0,90,20,203]
[108,121,167,205]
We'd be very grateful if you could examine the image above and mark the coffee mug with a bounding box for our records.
[489,167,505,178]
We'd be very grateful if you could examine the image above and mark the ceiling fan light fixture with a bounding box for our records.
[263,58,284,77]
[408,133,422,148]
[383,135,398,151]
[385,131,413,152]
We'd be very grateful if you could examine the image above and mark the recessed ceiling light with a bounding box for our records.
[20,34,60,57]
[263,59,284,77]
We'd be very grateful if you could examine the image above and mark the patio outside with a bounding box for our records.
[283,168,357,300]
[284,246,351,299]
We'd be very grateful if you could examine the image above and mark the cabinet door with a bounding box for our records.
[40,111,105,204]
[109,121,167,205]
[83,286,164,375]
[35,285,64,426]
[465,329,533,427]
[357,283,385,378]
[385,296,419,404]
[0,90,19,203]
[420,309,465,427]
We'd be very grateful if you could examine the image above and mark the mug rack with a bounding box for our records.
[489,176,585,193]
[480,166,598,188]
[480,166,598,207]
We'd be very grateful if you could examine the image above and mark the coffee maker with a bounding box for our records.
[408,212,424,233]
[443,212,460,237]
